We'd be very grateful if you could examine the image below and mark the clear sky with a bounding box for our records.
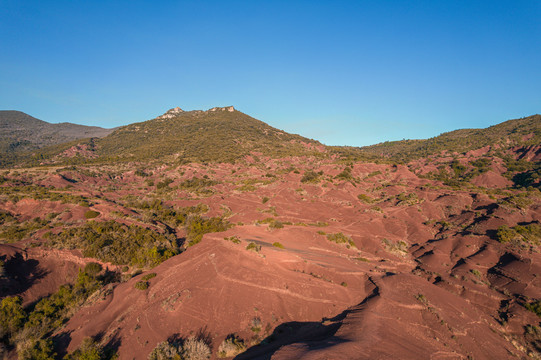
[1,0,540,147]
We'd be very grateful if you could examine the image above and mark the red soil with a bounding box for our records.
[0,150,539,359]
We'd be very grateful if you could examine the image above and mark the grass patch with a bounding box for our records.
[84,210,100,219]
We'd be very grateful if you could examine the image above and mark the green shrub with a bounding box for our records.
[514,223,541,245]
[179,177,218,191]
[0,296,26,334]
[395,192,420,206]
[498,193,533,210]
[496,225,517,243]
[366,170,382,178]
[246,242,261,252]
[495,223,540,245]
[135,169,150,177]
[357,194,373,204]
[272,242,284,249]
[326,233,356,248]
[142,273,157,281]
[224,236,241,244]
[185,215,231,246]
[84,210,100,219]
[217,335,246,358]
[309,221,328,227]
[65,337,106,360]
[335,167,355,182]
[156,178,174,190]
[250,317,262,333]
[47,220,179,267]
[269,220,284,229]
[525,300,541,317]
[257,217,285,229]
[6,267,104,359]
[17,338,56,360]
[84,262,103,276]
[135,281,149,290]
[262,196,270,204]
[301,170,323,183]
[0,217,50,243]
[148,341,181,360]
[415,293,428,304]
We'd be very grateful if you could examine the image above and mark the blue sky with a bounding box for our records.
[1,0,540,146]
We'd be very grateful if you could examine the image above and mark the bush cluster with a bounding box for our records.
[301,170,323,183]
[525,300,541,317]
[148,336,211,360]
[326,232,356,248]
[135,281,149,290]
[496,223,540,245]
[0,217,49,243]
[0,266,106,359]
[246,242,261,252]
[217,335,246,358]
[185,215,231,246]
[47,220,179,267]
[381,238,408,256]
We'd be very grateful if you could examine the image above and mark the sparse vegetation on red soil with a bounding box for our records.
[0,109,540,359]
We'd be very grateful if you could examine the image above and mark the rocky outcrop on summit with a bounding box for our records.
[156,107,185,119]
[208,106,235,112]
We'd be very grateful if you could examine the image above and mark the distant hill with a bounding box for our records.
[359,114,541,162]
[0,111,113,166]
[94,106,326,163]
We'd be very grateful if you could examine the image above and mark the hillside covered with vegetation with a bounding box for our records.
[359,114,541,162]
[94,107,325,163]
[1,110,540,170]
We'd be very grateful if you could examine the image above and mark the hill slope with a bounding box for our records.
[0,111,113,165]
[95,106,326,163]
[360,114,541,162]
